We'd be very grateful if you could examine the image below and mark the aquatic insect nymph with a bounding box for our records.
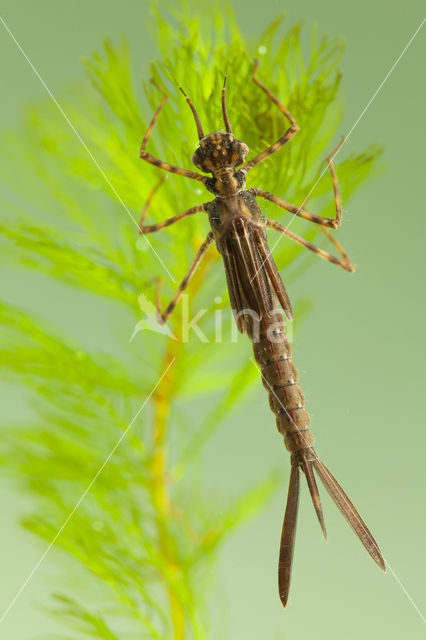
[138,62,385,607]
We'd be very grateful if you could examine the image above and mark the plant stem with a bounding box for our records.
[150,250,216,639]
[152,337,186,639]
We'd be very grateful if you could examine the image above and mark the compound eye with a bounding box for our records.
[192,148,205,170]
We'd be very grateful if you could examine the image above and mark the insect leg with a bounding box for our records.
[138,176,166,230]
[139,79,206,183]
[156,232,214,324]
[265,219,355,272]
[243,60,300,173]
[253,140,345,229]
[138,173,208,234]
[139,203,207,235]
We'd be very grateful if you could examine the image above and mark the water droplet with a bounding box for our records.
[258,45,267,56]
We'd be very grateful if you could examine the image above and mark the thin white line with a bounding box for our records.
[0,14,176,283]
[386,560,426,624]
[249,356,426,623]
[342,17,426,146]
[254,17,426,618]
[258,16,426,271]
[0,358,175,625]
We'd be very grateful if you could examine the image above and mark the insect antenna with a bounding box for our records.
[178,86,205,140]
[222,75,233,134]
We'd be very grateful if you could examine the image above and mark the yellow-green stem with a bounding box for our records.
[152,345,184,640]
[150,245,216,638]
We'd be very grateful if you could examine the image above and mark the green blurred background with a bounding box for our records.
[0,1,425,639]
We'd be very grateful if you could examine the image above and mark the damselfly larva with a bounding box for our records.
[138,62,385,607]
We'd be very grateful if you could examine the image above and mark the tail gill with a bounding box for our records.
[278,450,385,607]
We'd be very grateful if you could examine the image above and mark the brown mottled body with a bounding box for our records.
[253,318,313,456]
[208,192,314,463]
[138,63,385,608]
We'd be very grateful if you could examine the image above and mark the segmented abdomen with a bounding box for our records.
[252,316,314,458]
